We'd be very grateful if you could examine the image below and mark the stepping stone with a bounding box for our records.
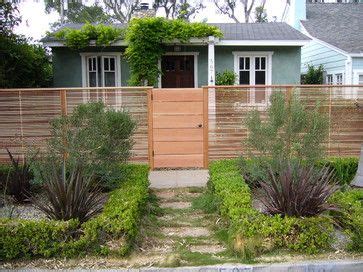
[189,244,226,254]
[154,190,176,200]
[159,201,191,209]
[161,227,210,238]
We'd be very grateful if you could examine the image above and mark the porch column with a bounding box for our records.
[208,36,216,86]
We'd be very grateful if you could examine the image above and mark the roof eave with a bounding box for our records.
[44,38,310,48]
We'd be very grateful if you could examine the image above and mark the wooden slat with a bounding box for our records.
[154,154,203,168]
[153,89,203,101]
[153,128,203,141]
[153,115,203,128]
[147,89,154,169]
[153,101,203,114]
[154,141,203,155]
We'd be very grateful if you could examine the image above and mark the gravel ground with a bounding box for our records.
[0,202,47,220]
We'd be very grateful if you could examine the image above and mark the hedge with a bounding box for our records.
[0,164,149,260]
[208,159,361,257]
[316,157,359,186]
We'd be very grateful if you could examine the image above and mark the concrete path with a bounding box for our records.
[149,170,209,188]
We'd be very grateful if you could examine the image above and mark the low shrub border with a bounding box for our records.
[208,159,362,257]
[0,164,149,260]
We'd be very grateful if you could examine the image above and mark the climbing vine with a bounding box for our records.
[125,18,222,86]
[55,23,124,50]
[52,18,222,86]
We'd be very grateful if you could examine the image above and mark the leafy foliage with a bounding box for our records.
[258,161,339,217]
[4,149,33,203]
[125,17,222,86]
[329,189,363,252]
[154,0,205,21]
[55,23,124,50]
[215,70,237,85]
[245,91,329,163]
[255,6,268,23]
[0,164,149,260]
[31,162,105,223]
[316,157,359,186]
[45,102,136,190]
[209,159,337,257]
[0,3,52,88]
[302,64,324,84]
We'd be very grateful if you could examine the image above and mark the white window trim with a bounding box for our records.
[80,52,122,88]
[158,52,199,88]
[80,52,122,106]
[232,51,273,85]
[353,69,363,85]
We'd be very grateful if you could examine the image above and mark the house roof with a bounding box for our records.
[301,3,363,54]
[42,22,309,46]
[209,22,308,41]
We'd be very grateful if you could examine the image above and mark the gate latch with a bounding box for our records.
[197,124,203,128]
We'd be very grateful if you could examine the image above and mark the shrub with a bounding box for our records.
[44,101,136,190]
[31,162,106,223]
[317,157,359,186]
[245,91,329,163]
[301,64,324,85]
[258,161,339,217]
[209,159,336,257]
[4,148,33,203]
[215,70,237,85]
[329,189,363,252]
[0,164,149,260]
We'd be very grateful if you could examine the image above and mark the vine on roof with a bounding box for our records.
[52,18,222,86]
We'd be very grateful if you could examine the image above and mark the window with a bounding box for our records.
[86,56,118,87]
[335,73,343,85]
[359,74,363,85]
[234,52,272,85]
[326,74,333,85]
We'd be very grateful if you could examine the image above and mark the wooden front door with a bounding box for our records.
[161,55,195,88]
[148,88,208,169]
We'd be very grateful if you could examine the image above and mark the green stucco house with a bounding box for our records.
[43,22,310,88]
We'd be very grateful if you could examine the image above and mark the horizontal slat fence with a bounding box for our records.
[206,85,363,160]
[0,85,362,165]
[0,87,150,163]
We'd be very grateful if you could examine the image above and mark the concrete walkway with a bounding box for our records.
[149,170,209,188]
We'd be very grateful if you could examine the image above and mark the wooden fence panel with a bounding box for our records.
[207,86,363,160]
[0,87,149,163]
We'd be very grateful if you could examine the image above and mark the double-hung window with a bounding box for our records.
[233,52,273,106]
[326,74,333,85]
[81,53,121,104]
[85,55,119,87]
[335,73,343,85]
[234,52,273,85]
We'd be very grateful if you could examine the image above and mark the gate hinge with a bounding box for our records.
[151,93,153,100]
[152,150,155,157]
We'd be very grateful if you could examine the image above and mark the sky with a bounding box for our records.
[14,0,287,42]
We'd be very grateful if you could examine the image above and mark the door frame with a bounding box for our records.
[158,52,199,88]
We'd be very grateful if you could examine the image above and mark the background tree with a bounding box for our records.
[154,0,205,20]
[255,5,267,22]
[214,0,269,23]
[0,2,52,88]
[103,0,140,23]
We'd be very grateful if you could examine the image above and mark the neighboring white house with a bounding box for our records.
[284,1,363,85]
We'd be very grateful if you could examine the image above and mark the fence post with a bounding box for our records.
[147,88,154,170]
[60,89,68,116]
[18,90,25,163]
[203,87,209,169]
